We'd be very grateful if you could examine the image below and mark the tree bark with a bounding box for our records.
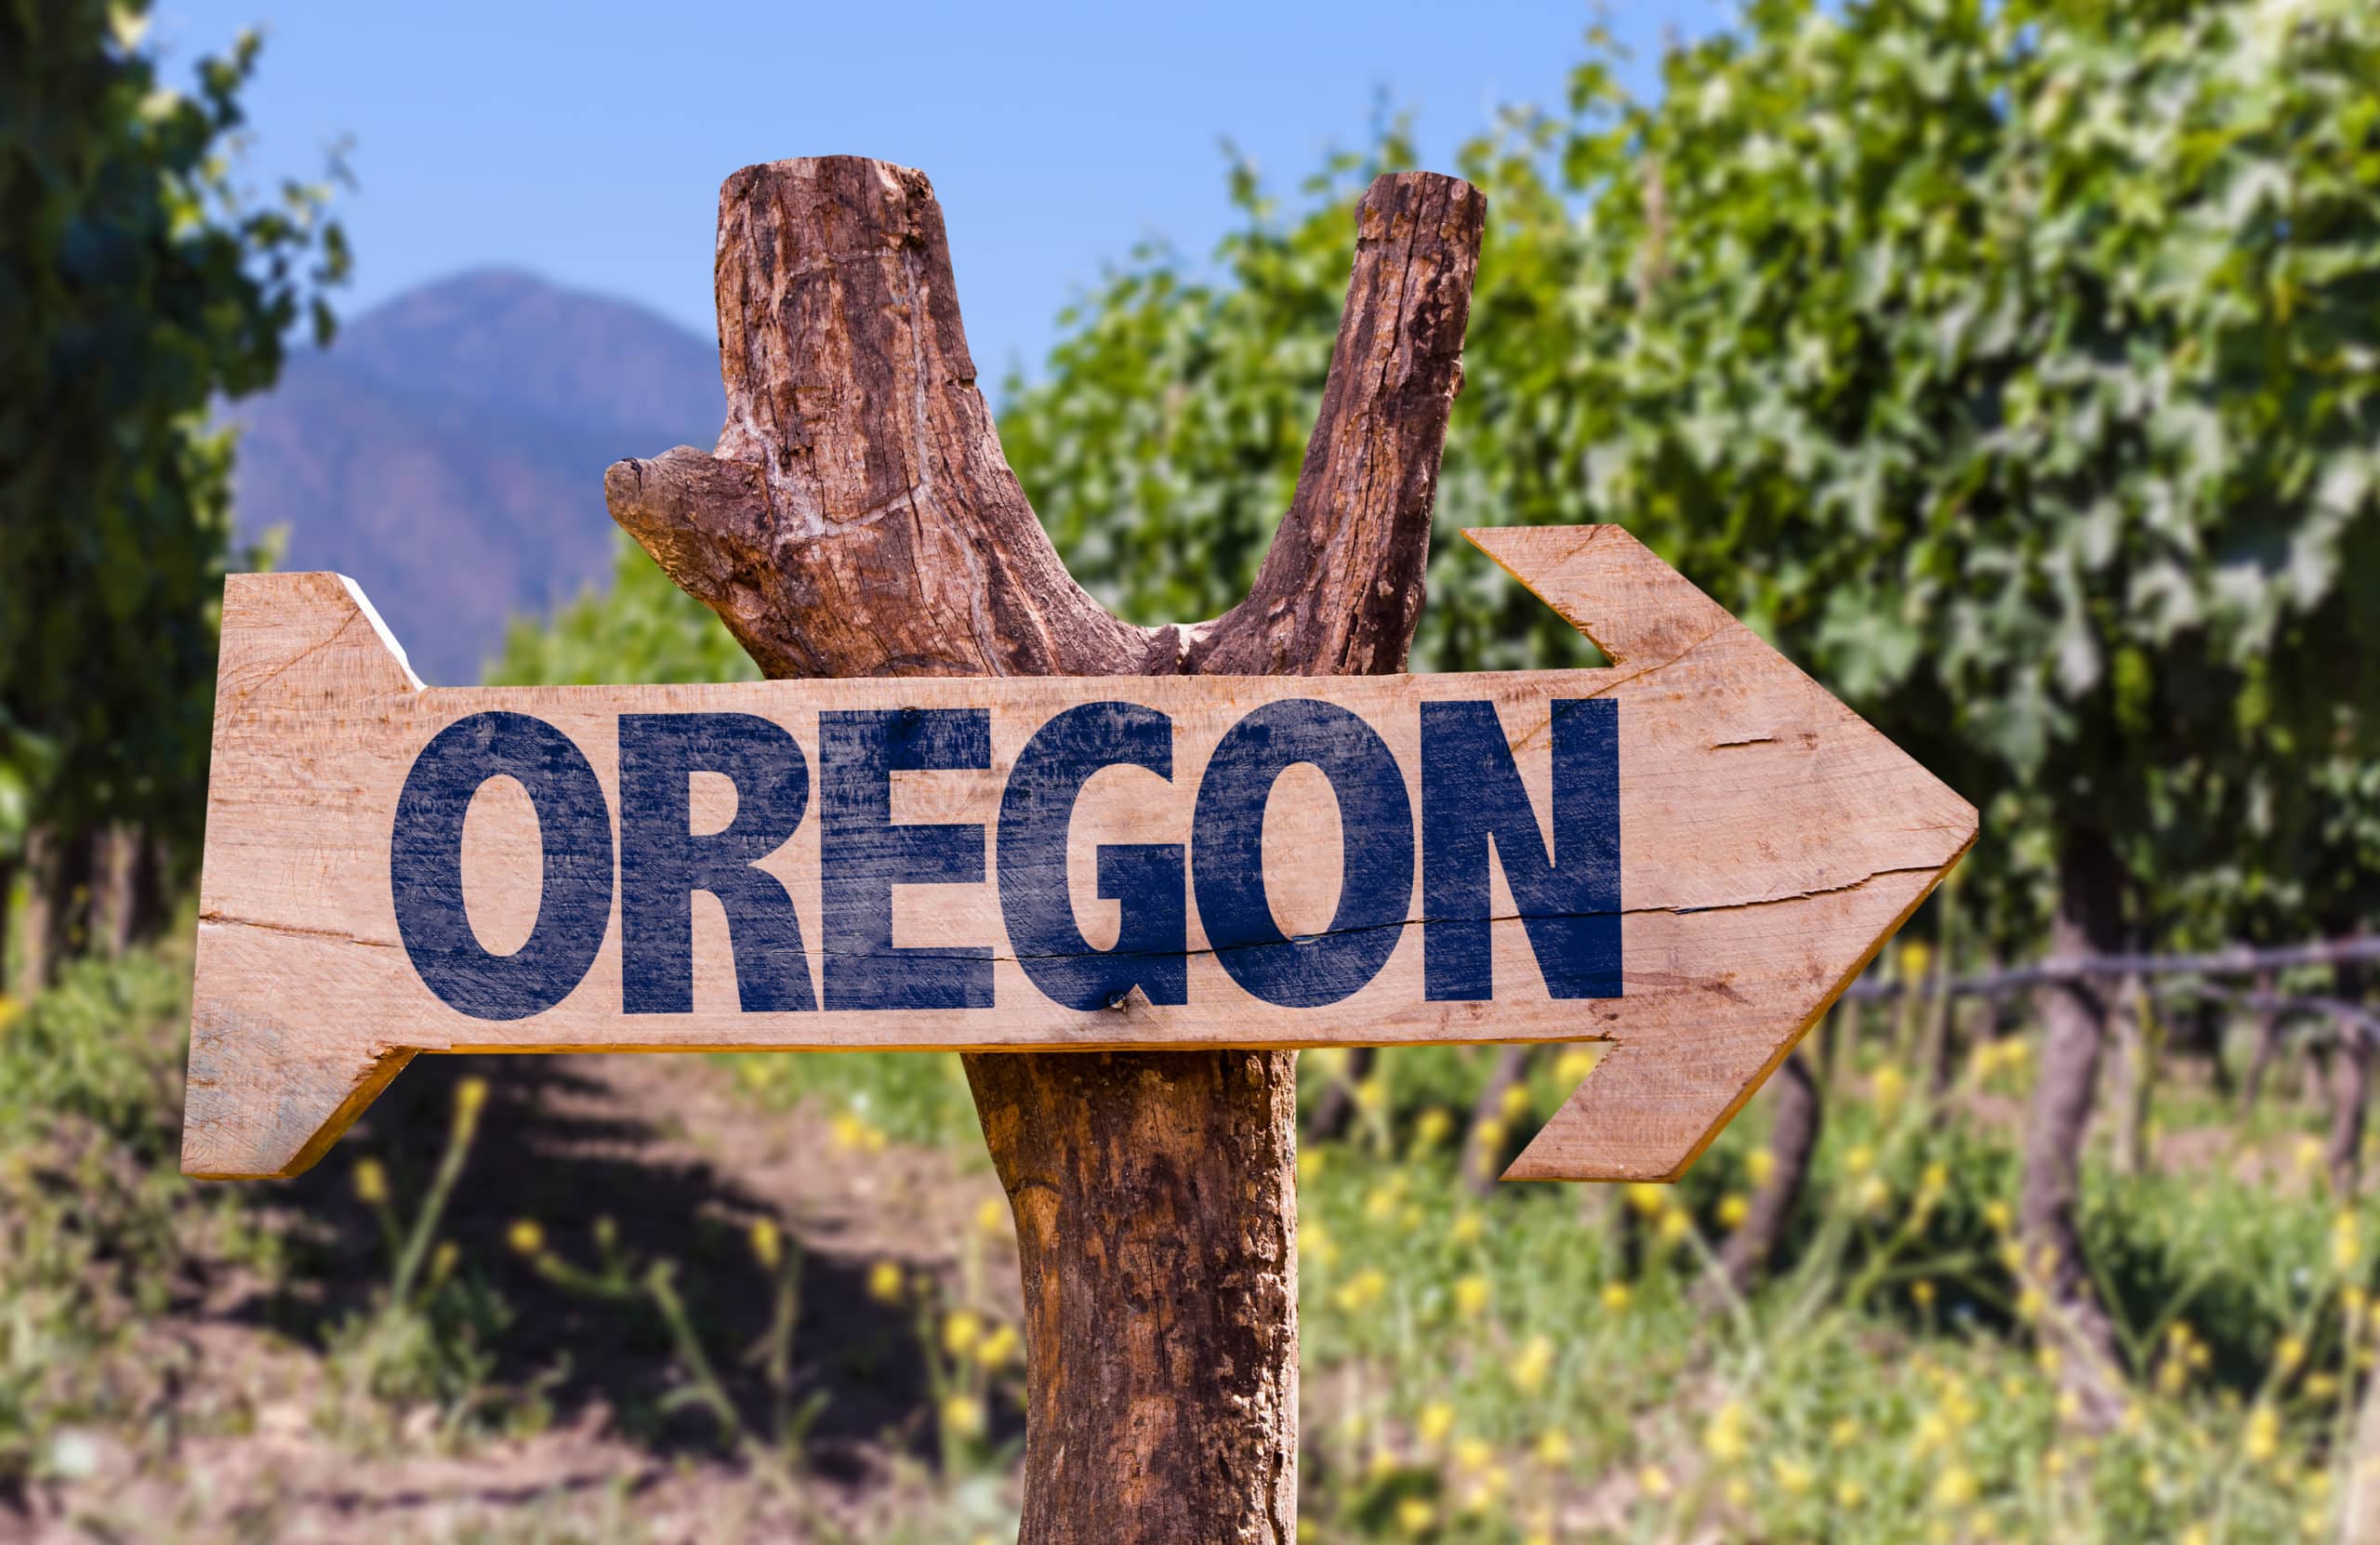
[2240,970,2282,1117]
[606,155,1483,1543]
[1716,1050,1822,1294]
[2019,823,2128,1424]
[20,824,95,991]
[2330,956,2372,1195]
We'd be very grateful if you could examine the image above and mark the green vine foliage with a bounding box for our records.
[506,1,2378,952]
[0,2,348,864]
[999,0,2380,948]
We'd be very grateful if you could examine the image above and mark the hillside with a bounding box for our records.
[225,270,722,685]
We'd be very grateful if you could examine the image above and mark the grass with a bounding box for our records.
[1,940,2373,1541]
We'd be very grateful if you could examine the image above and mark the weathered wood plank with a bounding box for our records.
[185,526,1972,1181]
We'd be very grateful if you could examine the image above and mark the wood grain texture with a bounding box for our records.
[186,527,1972,1182]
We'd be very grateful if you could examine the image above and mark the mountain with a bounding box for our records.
[226,270,722,685]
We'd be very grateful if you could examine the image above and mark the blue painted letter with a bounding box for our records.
[1191,699,1413,1007]
[390,711,613,1020]
[1421,698,1620,1000]
[998,703,1185,1010]
[820,708,993,1010]
[619,713,814,1014]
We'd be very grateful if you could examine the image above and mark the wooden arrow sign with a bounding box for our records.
[183,523,1974,1183]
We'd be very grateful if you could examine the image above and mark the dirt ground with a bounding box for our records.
[5,1052,1020,1544]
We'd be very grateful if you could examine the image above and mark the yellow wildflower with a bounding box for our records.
[978,1323,1020,1369]
[866,1259,904,1303]
[1555,1047,1602,1084]
[1535,1429,1573,1465]
[1725,1476,1752,1509]
[942,1393,985,1439]
[428,1239,459,1286]
[942,1310,983,1358]
[1638,1464,1673,1499]
[352,1158,390,1207]
[975,1195,1008,1236]
[1856,1175,1891,1214]
[830,1112,866,1151]
[1912,1279,1937,1310]
[1599,1279,1632,1313]
[455,1076,489,1120]
[507,1218,544,1257]
[1395,1497,1435,1536]
[2245,1403,2281,1465]
[1829,1417,1859,1446]
[1412,1107,1453,1152]
[2307,1372,2340,1401]
[1449,1210,1485,1247]
[1354,1076,1387,1111]
[1771,1455,1813,1494]
[749,1217,783,1272]
[1625,1182,1668,1217]
[1932,1465,1977,1507]
[1836,1477,1865,1508]
[2334,1210,2363,1272]
[1704,1399,1751,1464]
[1300,1219,1339,1268]
[1844,1144,1875,1177]
[1454,1274,1492,1318]
[1501,1083,1532,1120]
[1717,1193,1751,1229]
[1897,940,1932,983]
[1417,1401,1455,1446]
[1746,1148,1777,1188]
[1453,1436,1493,1475]
[1512,1335,1554,1393]
[1658,1205,1693,1244]
[1297,1147,1326,1183]
[2278,1335,2307,1372]
[1336,1268,1388,1314]
[1873,1066,1908,1108]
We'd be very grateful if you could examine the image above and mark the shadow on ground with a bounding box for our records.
[205,1053,975,1477]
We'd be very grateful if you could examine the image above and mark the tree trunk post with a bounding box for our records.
[606,156,1483,1542]
[2018,823,2129,1425]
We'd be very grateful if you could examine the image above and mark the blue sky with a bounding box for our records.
[152,2,1719,377]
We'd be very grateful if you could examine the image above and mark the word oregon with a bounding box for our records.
[390,698,1620,1021]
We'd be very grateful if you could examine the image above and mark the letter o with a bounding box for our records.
[1191,699,1414,1007]
[390,712,614,1020]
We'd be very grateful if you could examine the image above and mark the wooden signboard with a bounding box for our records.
[183,522,1974,1184]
